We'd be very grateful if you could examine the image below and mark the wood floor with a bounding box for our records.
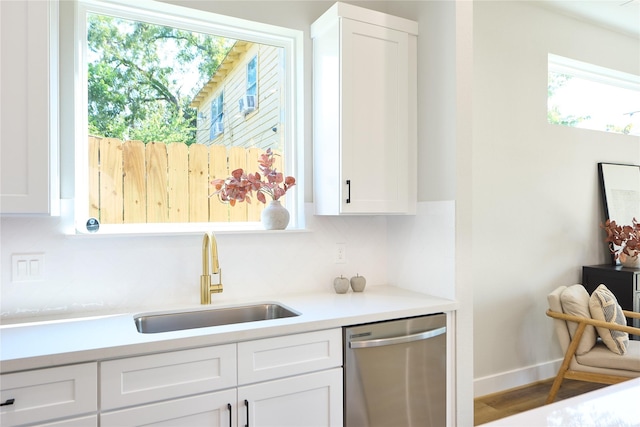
[473,378,608,425]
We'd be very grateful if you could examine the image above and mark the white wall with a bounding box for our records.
[473,1,640,396]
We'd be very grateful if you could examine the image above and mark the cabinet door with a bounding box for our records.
[0,0,58,215]
[101,389,236,427]
[0,363,97,427]
[239,368,343,427]
[340,18,409,214]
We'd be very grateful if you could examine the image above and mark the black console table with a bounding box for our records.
[582,265,639,332]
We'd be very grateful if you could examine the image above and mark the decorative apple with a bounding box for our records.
[350,274,366,292]
[333,275,350,294]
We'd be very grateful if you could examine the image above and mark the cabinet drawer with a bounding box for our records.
[100,344,236,410]
[0,363,97,427]
[238,329,342,384]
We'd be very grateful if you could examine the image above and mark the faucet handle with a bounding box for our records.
[209,231,220,274]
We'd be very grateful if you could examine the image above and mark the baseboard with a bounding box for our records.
[474,359,561,397]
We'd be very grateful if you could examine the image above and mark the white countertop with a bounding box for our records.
[479,378,640,427]
[0,285,457,373]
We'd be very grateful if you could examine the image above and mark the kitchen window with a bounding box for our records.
[71,0,303,234]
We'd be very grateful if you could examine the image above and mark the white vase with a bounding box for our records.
[261,200,290,230]
[620,251,640,268]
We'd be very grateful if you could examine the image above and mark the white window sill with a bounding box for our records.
[66,221,309,238]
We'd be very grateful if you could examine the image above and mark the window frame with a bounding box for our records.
[72,0,304,234]
[547,53,640,136]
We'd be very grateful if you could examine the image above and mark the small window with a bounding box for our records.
[247,55,257,97]
[548,54,640,136]
[210,93,224,140]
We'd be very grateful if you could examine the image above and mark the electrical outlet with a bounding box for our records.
[12,253,45,282]
[335,243,347,264]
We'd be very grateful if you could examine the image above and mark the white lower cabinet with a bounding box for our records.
[0,363,97,427]
[100,329,343,427]
[240,368,343,427]
[238,329,343,427]
[100,369,342,427]
[0,330,343,427]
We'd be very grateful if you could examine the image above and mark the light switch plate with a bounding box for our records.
[335,243,347,264]
[12,253,45,282]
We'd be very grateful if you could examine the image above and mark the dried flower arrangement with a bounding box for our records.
[600,218,640,264]
[210,148,295,206]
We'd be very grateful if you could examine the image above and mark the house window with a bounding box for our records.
[210,93,224,140]
[548,54,640,136]
[239,55,258,116]
[71,0,303,233]
[247,55,258,97]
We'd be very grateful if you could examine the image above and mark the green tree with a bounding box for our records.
[606,123,634,135]
[87,14,233,145]
[547,72,591,126]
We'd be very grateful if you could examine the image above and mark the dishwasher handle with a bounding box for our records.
[349,326,446,349]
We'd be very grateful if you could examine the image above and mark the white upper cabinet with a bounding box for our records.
[0,0,59,215]
[312,2,417,215]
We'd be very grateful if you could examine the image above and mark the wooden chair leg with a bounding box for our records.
[546,373,565,404]
[546,322,586,404]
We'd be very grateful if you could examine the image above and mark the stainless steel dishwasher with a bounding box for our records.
[344,313,447,427]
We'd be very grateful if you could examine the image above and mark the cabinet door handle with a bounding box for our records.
[0,399,15,406]
[244,399,249,427]
[227,403,232,427]
[346,180,351,204]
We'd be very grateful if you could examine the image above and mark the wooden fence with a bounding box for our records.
[89,137,283,224]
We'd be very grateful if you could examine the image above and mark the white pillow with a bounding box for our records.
[560,285,596,355]
[589,284,629,355]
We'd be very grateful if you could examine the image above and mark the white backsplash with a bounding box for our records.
[0,201,454,321]
[388,201,455,300]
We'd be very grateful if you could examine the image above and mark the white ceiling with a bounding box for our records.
[540,0,640,38]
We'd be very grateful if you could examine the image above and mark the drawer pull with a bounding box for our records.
[0,398,15,406]
[346,180,351,204]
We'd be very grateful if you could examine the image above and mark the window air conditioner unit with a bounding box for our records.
[239,95,256,115]
[213,121,224,136]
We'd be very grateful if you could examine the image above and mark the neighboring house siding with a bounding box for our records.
[192,43,282,153]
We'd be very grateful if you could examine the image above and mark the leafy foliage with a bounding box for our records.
[601,218,640,261]
[211,149,296,205]
[605,123,634,135]
[547,72,591,126]
[255,148,296,203]
[87,13,233,145]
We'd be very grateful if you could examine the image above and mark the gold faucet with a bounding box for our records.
[201,232,223,304]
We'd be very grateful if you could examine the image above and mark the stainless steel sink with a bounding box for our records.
[134,303,300,334]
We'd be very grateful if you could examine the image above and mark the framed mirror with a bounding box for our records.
[598,162,640,264]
